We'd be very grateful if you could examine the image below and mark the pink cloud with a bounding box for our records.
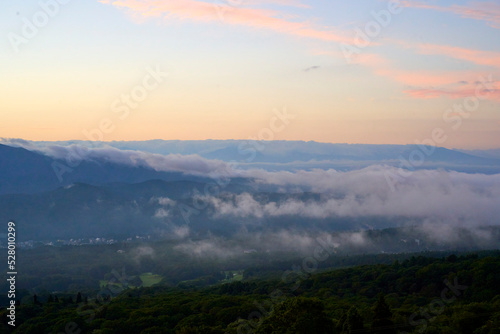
[375,68,479,87]
[393,40,500,69]
[404,87,500,101]
[245,0,310,8]
[401,1,500,29]
[352,53,499,101]
[352,53,484,87]
[419,44,500,68]
[100,0,354,43]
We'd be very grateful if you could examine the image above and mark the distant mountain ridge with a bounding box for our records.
[0,144,212,195]
[1,140,500,195]
[10,139,500,163]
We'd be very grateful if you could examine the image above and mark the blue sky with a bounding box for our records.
[1,0,499,148]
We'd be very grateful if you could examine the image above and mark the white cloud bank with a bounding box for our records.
[201,167,500,225]
[3,139,500,226]
[1,139,232,177]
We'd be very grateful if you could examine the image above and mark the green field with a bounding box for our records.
[99,280,124,289]
[139,272,163,287]
[99,272,163,289]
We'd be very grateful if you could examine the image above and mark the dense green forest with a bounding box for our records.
[2,251,500,333]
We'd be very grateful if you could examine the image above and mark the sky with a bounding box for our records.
[1,0,499,149]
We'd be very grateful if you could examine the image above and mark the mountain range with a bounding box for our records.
[1,140,499,244]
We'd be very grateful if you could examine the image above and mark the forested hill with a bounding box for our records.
[2,251,499,333]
